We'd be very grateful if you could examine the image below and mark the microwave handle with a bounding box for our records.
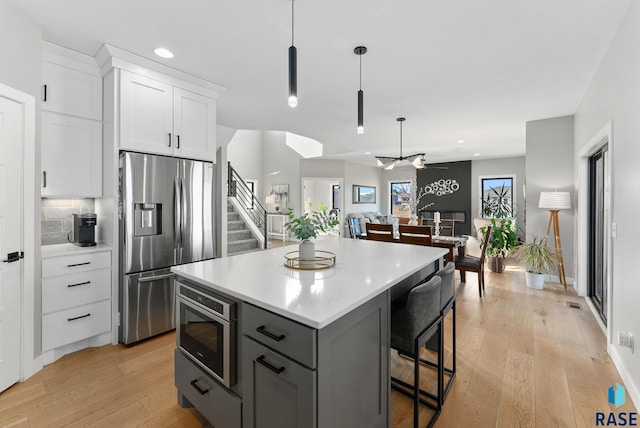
[138,273,174,283]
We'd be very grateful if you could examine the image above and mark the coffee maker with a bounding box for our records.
[72,213,97,247]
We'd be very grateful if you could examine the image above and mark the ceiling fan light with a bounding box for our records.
[384,161,396,170]
[376,158,385,167]
[412,157,425,169]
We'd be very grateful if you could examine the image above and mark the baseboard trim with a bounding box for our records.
[609,345,640,411]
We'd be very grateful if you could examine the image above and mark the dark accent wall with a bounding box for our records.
[417,161,472,235]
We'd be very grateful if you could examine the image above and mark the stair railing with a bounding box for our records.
[227,162,268,249]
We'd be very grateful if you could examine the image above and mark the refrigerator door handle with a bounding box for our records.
[174,177,181,250]
[137,273,175,283]
[180,178,186,249]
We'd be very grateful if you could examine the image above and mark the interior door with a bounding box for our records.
[588,146,607,323]
[0,95,23,392]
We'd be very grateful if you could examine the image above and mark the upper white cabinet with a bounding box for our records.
[119,70,216,161]
[41,43,103,198]
[41,112,102,198]
[41,61,102,121]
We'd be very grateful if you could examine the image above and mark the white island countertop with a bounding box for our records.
[172,238,448,329]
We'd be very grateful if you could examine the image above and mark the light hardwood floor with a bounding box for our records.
[0,259,634,427]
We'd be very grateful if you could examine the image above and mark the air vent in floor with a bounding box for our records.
[566,301,582,310]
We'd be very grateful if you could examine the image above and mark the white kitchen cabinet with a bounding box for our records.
[41,248,112,352]
[120,71,173,156]
[41,60,102,121]
[173,87,217,160]
[41,111,102,198]
[119,70,216,161]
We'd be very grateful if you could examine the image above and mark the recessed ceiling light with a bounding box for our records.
[154,48,174,59]
[473,153,480,156]
[457,140,464,144]
[364,151,371,155]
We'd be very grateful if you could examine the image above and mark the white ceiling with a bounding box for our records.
[9,0,631,166]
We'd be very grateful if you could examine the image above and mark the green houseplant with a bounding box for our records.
[479,218,518,273]
[513,236,556,289]
[284,209,339,261]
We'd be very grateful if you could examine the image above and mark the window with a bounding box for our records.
[480,176,515,218]
[390,181,411,216]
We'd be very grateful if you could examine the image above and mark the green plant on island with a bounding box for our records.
[513,236,556,274]
[284,209,339,241]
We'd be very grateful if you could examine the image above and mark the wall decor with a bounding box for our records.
[269,184,289,205]
[352,185,376,204]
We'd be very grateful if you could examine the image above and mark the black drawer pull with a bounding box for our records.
[177,134,180,149]
[256,355,285,374]
[168,132,172,147]
[67,281,91,288]
[190,379,209,395]
[256,325,285,342]
[67,313,91,322]
[43,84,47,102]
[67,262,90,268]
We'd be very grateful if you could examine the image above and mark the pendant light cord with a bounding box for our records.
[291,0,295,46]
[399,120,403,157]
[359,55,362,90]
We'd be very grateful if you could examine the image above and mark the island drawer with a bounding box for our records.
[243,303,317,369]
[42,250,111,278]
[175,350,242,428]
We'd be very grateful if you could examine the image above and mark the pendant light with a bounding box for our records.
[375,117,426,169]
[288,0,297,108]
[354,46,367,134]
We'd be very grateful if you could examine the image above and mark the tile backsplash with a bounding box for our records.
[41,199,95,245]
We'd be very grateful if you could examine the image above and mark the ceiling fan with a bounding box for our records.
[375,118,447,170]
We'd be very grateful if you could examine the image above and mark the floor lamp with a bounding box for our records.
[538,191,571,289]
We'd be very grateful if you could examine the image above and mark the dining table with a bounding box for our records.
[361,229,467,263]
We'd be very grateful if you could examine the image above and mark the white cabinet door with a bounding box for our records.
[173,88,216,161]
[120,70,173,155]
[41,61,102,121]
[41,112,102,197]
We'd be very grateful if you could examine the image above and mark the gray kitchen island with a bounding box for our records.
[172,238,447,428]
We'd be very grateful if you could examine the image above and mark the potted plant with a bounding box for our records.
[284,209,339,262]
[479,218,518,273]
[514,236,556,289]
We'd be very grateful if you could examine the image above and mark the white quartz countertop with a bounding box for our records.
[171,238,448,329]
[41,243,112,258]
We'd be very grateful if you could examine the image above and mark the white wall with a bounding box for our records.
[574,0,640,405]
[526,117,575,280]
[262,131,302,215]
[227,129,263,195]
[0,0,42,360]
[471,156,526,237]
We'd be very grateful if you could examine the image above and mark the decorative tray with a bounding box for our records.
[284,250,336,271]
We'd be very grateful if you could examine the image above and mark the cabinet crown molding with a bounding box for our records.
[95,44,224,100]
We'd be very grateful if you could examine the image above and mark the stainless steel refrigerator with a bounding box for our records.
[119,151,215,345]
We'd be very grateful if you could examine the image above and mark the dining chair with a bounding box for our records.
[455,225,491,297]
[390,275,443,428]
[398,225,432,246]
[365,223,394,242]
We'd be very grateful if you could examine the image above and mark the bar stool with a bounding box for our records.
[390,275,443,428]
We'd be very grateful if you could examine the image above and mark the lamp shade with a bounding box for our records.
[265,195,277,204]
[538,191,571,210]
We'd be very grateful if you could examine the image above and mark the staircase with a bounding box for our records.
[227,201,260,256]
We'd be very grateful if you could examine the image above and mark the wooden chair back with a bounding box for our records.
[478,224,492,265]
[398,225,432,246]
[365,223,394,242]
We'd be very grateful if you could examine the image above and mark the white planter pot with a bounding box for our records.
[408,215,419,226]
[525,271,545,289]
[299,240,315,264]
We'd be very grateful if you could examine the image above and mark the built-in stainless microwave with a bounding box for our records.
[176,280,236,388]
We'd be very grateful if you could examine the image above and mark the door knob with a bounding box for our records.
[2,252,23,263]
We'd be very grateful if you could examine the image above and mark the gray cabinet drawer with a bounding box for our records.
[242,337,316,428]
[175,350,242,428]
[243,303,317,369]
